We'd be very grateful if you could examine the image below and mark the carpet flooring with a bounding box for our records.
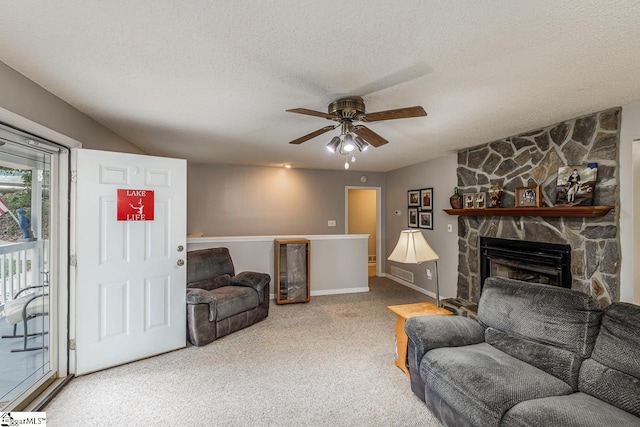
[44,277,443,426]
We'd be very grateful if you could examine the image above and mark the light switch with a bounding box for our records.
[447,224,453,233]
[328,220,337,227]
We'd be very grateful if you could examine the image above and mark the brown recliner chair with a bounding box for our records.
[186,247,270,346]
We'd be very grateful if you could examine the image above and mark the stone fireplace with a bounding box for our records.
[455,108,620,306]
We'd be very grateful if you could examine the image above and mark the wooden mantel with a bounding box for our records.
[443,206,614,218]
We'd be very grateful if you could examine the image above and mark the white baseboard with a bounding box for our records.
[312,287,370,296]
[384,273,437,301]
[269,286,369,300]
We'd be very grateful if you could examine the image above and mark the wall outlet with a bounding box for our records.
[447,224,453,233]
[426,268,433,280]
[328,220,336,227]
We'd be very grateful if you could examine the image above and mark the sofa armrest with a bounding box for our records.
[186,288,216,322]
[186,288,215,305]
[231,271,271,303]
[406,316,485,369]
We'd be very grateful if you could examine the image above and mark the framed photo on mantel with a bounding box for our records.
[515,185,542,207]
[555,163,598,207]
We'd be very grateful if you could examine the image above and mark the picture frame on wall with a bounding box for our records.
[515,185,542,207]
[408,208,418,228]
[420,188,433,210]
[418,211,433,230]
[408,190,420,207]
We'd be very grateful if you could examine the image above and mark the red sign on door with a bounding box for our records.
[117,189,154,221]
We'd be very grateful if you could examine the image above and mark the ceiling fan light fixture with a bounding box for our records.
[354,136,369,152]
[287,97,427,170]
[326,136,341,153]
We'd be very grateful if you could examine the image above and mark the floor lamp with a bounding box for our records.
[388,230,441,307]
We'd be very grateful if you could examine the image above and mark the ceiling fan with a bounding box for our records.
[286,96,427,149]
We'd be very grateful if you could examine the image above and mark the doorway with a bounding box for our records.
[0,125,68,410]
[345,187,381,277]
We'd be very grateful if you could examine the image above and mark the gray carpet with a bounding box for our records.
[45,277,443,426]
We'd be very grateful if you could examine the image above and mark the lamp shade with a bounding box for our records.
[326,136,341,153]
[343,133,355,152]
[388,230,439,264]
[354,136,369,152]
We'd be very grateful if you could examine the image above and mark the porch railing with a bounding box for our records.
[0,240,45,313]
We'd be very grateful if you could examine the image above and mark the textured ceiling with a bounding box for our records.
[0,1,639,172]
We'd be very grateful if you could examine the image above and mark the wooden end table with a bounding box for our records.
[387,301,452,376]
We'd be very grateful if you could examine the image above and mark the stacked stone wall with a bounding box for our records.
[456,108,620,305]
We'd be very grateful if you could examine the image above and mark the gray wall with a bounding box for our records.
[384,154,459,299]
[187,163,385,236]
[0,61,143,154]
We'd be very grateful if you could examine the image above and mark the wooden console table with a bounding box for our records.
[387,301,452,377]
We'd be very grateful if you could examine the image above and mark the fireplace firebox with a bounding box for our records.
[480,237,571,293]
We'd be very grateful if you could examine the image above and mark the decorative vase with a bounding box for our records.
[449,187,462,209]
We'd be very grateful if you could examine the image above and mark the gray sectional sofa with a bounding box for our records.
[406,277,640,427]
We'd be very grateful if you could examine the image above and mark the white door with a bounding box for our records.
[74,149,186,375]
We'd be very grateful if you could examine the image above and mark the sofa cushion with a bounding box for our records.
[501,392,640,427]
[231,271,270,304]
[485,327,583,390]
[187,248,235,284]
[590,302,640,379]
[478,278,603,389]
[579,360,640,419]
[188,274,231,291]
[577,302,640,417]
[4,294,49,325]
[479,278,603,358]
[210,286,259,321]
[422,342,573,427]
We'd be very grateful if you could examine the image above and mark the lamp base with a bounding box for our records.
[433,261,440,308]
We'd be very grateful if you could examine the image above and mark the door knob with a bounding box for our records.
[177,245,184,252]
[177,259,185,266]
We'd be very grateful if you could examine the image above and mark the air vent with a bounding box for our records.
[391,265,414,283]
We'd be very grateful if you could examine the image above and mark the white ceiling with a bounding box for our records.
[0,1,639,172]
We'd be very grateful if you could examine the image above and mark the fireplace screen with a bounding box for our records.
[480,237,571,292]
[489,257,560,285]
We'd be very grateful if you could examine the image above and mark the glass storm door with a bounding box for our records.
[0,127,65,410]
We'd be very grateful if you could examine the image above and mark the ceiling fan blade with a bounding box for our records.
[363,106,427,122]
[286,108,338,120]
[288,125,336,145]
[353,126,389,148]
